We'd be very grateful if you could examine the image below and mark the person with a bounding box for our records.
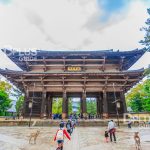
[104,130,109,143]
[72,119,76,129]
[127,120,132,128]
[108,120,116,143]
[60,120,65,127]
[66,120,73,136]
[54,122,71,150]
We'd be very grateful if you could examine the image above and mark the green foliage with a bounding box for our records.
[127,93,143,112]
[140,8,150,49]
[0,81,12,93]
[86,98,97,115]
[75,102,81,114]
[0,90,12,115]
[68,98,73,115]
[144,67,150,77]
[142,79,150,111]
[15,96,24,115]
[126,79,150,112]
[0,81,12,115]
[52,98,62,114]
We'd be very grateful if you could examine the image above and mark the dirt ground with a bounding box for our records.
[0,126,150,150]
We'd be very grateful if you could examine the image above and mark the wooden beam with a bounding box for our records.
[63,57,66,71]
[28,64,106,67]
[123,76,129,86]
[102,56,106,72]
[16,72,142,76]
[26,58,105,62]
[15,78,139,82]
[33,84,132,87]
[43,57,47,72]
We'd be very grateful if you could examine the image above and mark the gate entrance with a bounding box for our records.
[68,97,81,116]
[52,97,62,119]
[86,97,97,118]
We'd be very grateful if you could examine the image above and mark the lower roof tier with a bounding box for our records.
[0,68,144,93]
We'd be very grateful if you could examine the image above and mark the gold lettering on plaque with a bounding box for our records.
[67,67,81,71]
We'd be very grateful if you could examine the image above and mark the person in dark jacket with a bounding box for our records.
[66,120,73,136]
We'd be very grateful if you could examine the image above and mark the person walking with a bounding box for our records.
[108,120,116,143]
[66,120,73,136]
[127,120,132,128]
[54,122,71,150]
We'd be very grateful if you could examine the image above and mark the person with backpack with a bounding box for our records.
[54,122,71,150]
[66,120,73,136]
[108,120,117,143]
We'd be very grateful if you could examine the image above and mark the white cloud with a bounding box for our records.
[0,0,149,70]
[0,0,148,50]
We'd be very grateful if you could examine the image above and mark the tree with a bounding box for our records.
[141,79,150,111]
[140,8,150,50]
[68,98,73,115]
[144,67,150,77]
[0,81,12,93]
[15,95,24,116]
[0,90,12,116]
[127,93,143,112]
[126,79,150,112]
[86,98,97,115]
[52,98,62,114]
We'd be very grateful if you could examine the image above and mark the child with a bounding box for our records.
[54,122,71,150]
[104,130,109,143]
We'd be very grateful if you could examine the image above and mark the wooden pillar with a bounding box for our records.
[41,91,46,118]
[81,91,87,118]
[120,91,127,113]
[97,93,102,118]
[62,90,68,119]
[96,97,100,118]
[47,94,53,119]
[103,91,108,118]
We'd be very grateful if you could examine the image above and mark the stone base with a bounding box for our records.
[40,113,47,119]
[83,113,88,119]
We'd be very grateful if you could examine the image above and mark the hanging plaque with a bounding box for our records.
[67,66,82,71]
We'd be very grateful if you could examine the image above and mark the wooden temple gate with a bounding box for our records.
[0,49,146,118]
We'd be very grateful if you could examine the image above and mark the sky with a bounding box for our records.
[0,0,150,111]
[0,0,150,70]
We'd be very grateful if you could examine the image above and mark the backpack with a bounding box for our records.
[56,129,64,140]
[66,123,71,130]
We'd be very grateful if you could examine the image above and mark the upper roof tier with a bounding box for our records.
[1,48,146,71]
